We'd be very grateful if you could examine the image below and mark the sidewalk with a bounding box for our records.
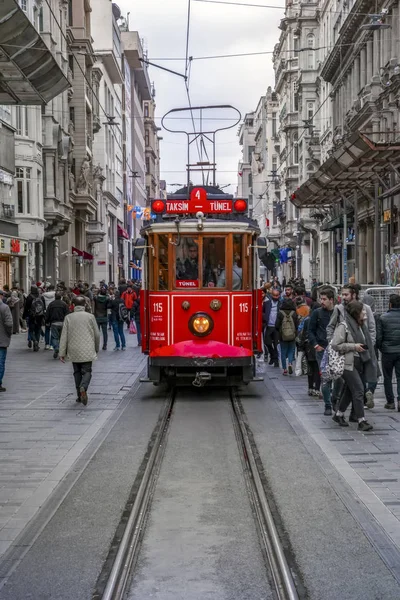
[0,327,146,558]
[266,364,400,553]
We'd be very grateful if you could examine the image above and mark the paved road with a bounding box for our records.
[0,328,146,561]
[128,393,273,600]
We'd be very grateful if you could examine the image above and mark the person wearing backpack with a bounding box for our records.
[109,290,128,351]
[23,285,46,352]
[275,298,299,375]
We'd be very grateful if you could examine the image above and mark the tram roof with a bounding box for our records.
[141,218,260,235]
[168,185,233,199]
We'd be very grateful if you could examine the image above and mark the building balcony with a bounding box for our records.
[44,196,72,237]
[1,203,14,220]
[0,0,70,104]
[320,0,370,83]
[86,219,106,244]
[121,31,151,100]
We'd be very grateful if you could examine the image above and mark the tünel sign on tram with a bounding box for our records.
[152,188,247,215]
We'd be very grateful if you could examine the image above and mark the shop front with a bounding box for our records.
[0,235,28,290]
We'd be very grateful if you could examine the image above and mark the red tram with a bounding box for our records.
[133,185,268,386]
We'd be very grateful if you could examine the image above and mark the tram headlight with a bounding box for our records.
[189,312,214,337]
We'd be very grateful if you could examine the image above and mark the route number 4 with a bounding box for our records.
[195,190,201,200]
[153,302,163,313]
[239,302,249,313]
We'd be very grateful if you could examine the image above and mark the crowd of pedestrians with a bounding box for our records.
[0,278,142,405]
[262,277,400,433]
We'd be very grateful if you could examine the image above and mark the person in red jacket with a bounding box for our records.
[121,284,137,326]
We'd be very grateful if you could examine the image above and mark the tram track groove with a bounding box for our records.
[99,388,302,600]
[230,388,300,600]
[99,390,175,600]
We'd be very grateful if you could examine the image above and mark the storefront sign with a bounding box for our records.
[343,248,348,283]
[10,239,20,253]
[384,209,391,222]
[97,260,106,265]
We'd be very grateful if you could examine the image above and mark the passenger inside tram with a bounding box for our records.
[217,251,243,290]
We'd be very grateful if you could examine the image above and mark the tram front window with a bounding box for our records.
[203,237,225,288]
[217,235,243,290]
[176,238,199,287]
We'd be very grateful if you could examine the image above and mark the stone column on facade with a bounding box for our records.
[38,242,44,282]
[54,237,60,282]
[354,56,360,103]
[330,232,336,283]
[392,6,399,61]
[373,30,380,77]
[366,221,374,283]
[358,222,367,283]
[360,48,366,89]
[367,39,373,82]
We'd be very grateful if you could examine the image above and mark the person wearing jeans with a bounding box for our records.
[0,291,12,392]
[132,294,142,346]
[377,294,400,410]
[46,293,69,359]
[93,287,110,350]
[109,291,127,350]
[275,298,298,375]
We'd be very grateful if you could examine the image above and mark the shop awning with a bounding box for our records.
[0,0,70,104]
[117,224,129,239]
[72,247,83,257]
[291,132,400,208]
[83,251,93,261]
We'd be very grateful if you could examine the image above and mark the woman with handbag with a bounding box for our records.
[331,301,377,431]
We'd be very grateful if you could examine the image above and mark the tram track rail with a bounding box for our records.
[98,387,301,600]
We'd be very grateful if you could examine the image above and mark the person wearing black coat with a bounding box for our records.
[109,291,127,350]
[262,288,281,367]
[298,316,320,396]
[23,286,45,352]
[377,294,400,410]
[46,294,69,359]
[132,295,142,346]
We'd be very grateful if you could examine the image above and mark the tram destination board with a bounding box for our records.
[152,188,247,215]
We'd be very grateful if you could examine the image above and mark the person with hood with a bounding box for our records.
[275,298,299,375]
[109,290,128,350]
[0,290,13,391]
[46,292,69,359]
[122,284,137,326]
[59,296,100,406]
[93,286,110,350]
[7,290,20,335]
[331,300,376,431]
[23,285,45,351]
[43,284,56,349]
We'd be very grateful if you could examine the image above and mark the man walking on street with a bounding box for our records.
[46,293,69,359]
[377,294,400,411]
[308,288,335,415]
[59,296,100,406]
[23,286,45,352]
[93,285,110,350]
[109,290,128,350]
[263,288,281,367]
[0,290,13,391]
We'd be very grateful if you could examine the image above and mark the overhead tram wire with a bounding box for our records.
[183,0,206,186]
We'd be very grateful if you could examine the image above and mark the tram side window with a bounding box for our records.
[158,234,169,290]
[204,237,225,288]
[175,237,199,288]
[217,234,243,290]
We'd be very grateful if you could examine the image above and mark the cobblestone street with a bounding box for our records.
[0,330,146,558]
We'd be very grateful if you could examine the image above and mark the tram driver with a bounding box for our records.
[176,244,199,280]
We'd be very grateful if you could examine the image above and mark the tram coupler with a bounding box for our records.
[192,371,212,387]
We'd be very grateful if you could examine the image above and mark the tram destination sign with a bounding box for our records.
[152,188,247,215]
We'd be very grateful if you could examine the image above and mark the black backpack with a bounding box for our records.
[119,302,129,322]
[31,297,44,318]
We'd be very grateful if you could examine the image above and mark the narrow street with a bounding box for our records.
[0,347,400,598]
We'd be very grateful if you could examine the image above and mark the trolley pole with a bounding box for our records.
[354,191,359,283]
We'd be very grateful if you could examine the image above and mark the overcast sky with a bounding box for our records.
[118,0,283,195]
